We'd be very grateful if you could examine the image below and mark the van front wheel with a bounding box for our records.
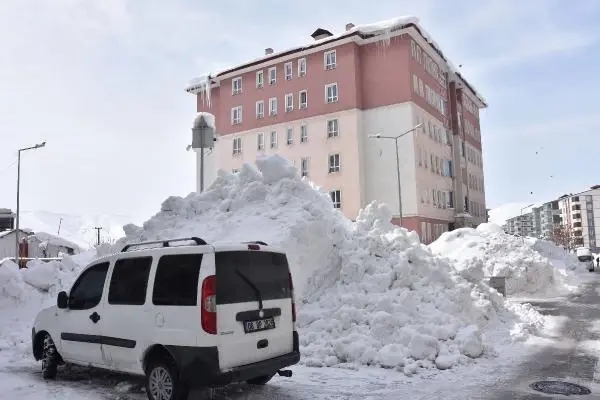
[246,374,275,385]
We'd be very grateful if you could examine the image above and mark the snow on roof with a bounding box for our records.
[185,15,486,107]
[0,229,31,239]
[29,231,80,250]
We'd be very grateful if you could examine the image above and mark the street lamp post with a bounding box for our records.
[15,141,46,267]
[369,123,423,227]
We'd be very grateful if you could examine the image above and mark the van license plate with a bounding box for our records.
[243,317,276,333]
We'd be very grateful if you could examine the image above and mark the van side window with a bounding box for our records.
[68,262,110,310]
[108,257,152,305]
[152,254,203,306]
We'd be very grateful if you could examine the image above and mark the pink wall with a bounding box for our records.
[198,42,361,136]
[409,51,446,123]
[358,36,412,109]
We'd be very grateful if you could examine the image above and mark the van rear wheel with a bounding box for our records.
[145,360,188,400]
[246,373,275,385]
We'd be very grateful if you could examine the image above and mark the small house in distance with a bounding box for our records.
[0,229,80,267]
[0,208,15,231]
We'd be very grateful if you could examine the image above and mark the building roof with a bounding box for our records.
[0,229,79,250]
[185,15,487,108]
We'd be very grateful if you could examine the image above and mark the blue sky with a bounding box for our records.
[0,0,598,224]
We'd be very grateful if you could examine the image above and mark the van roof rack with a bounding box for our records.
[121,237,208,252]
[244,241,268,246]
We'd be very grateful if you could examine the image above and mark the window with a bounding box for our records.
[444,160,453,177]
[232,168,239,174]
[421,221,427,242]
[108,257,152,305]
[232,137,242,155]
[284,62,292,80]
[270,131,277,148]
[300,157,309,177]
[330,190,341,209]
[257,133,265,150]
[286,127,293,145]
[256,100,264,119]
[269,67,276,85]
[324,50,336,70]
[300,124,308,142]
[432,189,437,207]
[464,196,469,212]
[285,93,293,112]
[298,58,307,77]
[152,254,203,306]
[326,83,338,103]
[327,119,339,137]
[412,74,419,93]
[231,106,242,125]
[418,79,424,97]
[269,97,277,116]
[299,90,308,109]
[68,262,109,310]
[232,77,242,95]
[328,154,340,173]
[256,70,264,88]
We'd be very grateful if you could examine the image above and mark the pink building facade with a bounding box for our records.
[186,19,487,243]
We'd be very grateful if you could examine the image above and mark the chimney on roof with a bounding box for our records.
[311,28,334,41]
[265,48,274,55]
[345,23,355,31]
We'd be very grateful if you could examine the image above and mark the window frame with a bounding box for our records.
[298,58,307,77]
[324,50,337,70]
[327,119,339,138]
[256,70,264,88]
[268,66,277,85]
[270,131,278,149]
[285,93,293,112]
[300,157,309,177]
[107,256,153,306]
[152,254,203,307]
[329,190,341,209]
[231,77,242,95]
[269,97,278,116]
[68,262,110,310]
[231,106,242,125]
[328,153,341,173]
[284,62,293,80]
[300,124,308,143]
[232,137,242,155]
[255,100,264,119]
[299,90,308,109]
[257,132,265,151]
[286,127,293,145]
[325,83,338,103]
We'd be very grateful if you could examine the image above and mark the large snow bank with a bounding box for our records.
[119,155,543,373]
[429,224,580,296]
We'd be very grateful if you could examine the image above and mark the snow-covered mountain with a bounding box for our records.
[18,210,135,249]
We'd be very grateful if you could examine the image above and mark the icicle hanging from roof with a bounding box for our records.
[185,74,213,107]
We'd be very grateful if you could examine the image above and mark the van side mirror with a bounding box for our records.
[57,291,68,309]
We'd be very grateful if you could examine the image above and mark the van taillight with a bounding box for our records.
[289,272,296,323]
[201,275,217,335]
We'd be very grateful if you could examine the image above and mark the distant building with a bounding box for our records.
[503,186,600,252]
[185,16,488,244]
[0,208,15,231]
[0,229,80,267]
[504,213,535,237]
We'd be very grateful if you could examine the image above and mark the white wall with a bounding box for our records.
[360,103,418,217]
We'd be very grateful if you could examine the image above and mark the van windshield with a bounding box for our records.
[215,251,291,305]
[578,255,593,262]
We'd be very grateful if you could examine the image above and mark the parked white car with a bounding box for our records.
[31,237,299,400]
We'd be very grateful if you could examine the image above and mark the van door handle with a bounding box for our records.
[89,312,100,324]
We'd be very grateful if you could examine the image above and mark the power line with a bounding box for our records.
[0,159,17,175]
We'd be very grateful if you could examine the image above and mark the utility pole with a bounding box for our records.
[93,226,102,246]
[15,141,46,267]
[57,217,63,235]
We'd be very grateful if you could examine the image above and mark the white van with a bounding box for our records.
[576,247,595,272]
[31,237,299,400]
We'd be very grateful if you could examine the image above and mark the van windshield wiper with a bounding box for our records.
[236,268,263,310]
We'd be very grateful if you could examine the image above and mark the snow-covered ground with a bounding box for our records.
[0,155,590,399]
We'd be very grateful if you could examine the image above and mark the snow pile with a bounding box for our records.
[0,252,96,360]
[429,224,579,296]
[120,155,544,373]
